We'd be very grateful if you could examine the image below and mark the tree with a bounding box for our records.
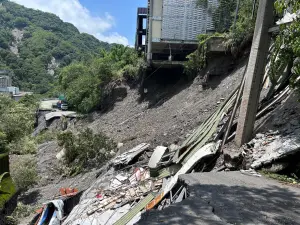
[0,95,35,152]
[14,17,29,28]
[0,1,113,94]
[271,0,300,93]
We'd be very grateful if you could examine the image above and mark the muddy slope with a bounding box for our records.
[79,60,247,151]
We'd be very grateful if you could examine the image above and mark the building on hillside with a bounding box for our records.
[0,70,12,90]
[0,69,32,101]
[136,0,222,67]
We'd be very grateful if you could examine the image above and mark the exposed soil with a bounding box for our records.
[14,55,249,223]
[78,58,247,153]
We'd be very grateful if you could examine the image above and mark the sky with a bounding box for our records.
[11,0,147,46]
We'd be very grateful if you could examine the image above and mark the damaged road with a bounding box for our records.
[138,171,300,225]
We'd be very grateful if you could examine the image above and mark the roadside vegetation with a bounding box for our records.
[0,94,38,190]
[260,170,300,185]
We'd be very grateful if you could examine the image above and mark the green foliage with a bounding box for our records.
[57,128,116,173]
[35,130,57,144]
[18,94,39,108]
[224,0,257,56]
[60,45,144,113]
[0,95,35,147]
[14,17,29,29]
[184,34,224,76]
[10,155,38,190]
[260,170,299,184]
[0,172,16,209]
[0,29,12,49]
[0,1,112,94]
[270,1,300,93]
[8,136,37,155]
[186,0,257,76]
[12,202,35,219]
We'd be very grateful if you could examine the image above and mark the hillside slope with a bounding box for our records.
[0,0,112,93]
[78,58,247,151]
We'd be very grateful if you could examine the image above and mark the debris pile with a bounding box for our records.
[30,62,296,225]
[60,83,241,224]
[242,129,300,170]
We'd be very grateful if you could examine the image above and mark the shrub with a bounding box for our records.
[11,202,35,220]
[57,128,116,173]
[10,155,38,190]
[8,136,37,155]
[35,130,57,144]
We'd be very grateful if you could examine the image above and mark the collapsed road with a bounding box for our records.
[139,172,300,225]
[30,83,300,225]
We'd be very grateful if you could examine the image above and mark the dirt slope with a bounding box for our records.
[79,60,247,152]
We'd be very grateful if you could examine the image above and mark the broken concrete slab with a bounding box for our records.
[146,142,220,210]
[45,111,77,121]
[138,171,300,225]
[245,131,300,169]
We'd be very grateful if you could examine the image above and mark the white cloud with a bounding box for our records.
[11,0,129,45]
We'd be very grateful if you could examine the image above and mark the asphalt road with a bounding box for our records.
[138,171,300,225]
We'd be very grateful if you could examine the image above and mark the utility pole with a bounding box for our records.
[235,0,274,147]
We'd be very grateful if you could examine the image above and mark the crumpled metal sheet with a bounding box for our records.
[112,143,150,167]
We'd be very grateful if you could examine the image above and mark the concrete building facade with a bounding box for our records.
[136,0,219,67]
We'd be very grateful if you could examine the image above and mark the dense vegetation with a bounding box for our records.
[0,94,35,153]
[270,0,300,93]
[0,0,112,93]
[58,44,146,113]
[0,94,38,192]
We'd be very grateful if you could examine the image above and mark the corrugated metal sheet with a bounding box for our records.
[161,0,219,41]
[113,193,155,225]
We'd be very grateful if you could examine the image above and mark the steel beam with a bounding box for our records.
[235,0,274,146]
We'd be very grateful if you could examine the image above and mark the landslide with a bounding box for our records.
[78,55,248,152]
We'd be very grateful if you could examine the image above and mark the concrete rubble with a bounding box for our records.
[60,87,239,224]
[242,129,300,170]
[45,111,77,121]
[31,84,299,225]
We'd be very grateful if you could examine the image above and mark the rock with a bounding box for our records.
[254,142,262,149]
[169,144,180,152]
[117,143,124,149]
[255,133,264,139]
[264,162,289,173]
[290,119,299,126]
[224,148,243,169]
[56,148,66,161]
[251,135,300,169]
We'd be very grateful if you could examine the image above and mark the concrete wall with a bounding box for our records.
[151,0,163,41]
[0,76,11,88]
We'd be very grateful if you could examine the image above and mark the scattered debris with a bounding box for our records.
[35,200,64,225]
[112,143,150,168]
[242,130,300,170]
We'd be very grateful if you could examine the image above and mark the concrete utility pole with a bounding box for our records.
[235,0,274,147]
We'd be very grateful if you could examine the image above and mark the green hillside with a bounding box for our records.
[0,0,112,93]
